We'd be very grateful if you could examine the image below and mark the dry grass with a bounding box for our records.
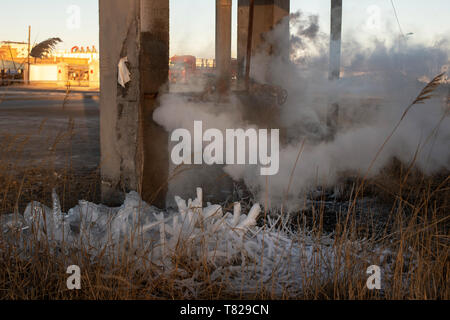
[0,77,448,300]
[0,171,447,300]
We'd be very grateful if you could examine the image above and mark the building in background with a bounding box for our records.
[30,45,99,87]
[0,41,28,60]
[0,41,99,88]
[0,42,28,85]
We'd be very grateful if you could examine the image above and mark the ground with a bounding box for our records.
[0,85,100,171]
[0,85,100,213]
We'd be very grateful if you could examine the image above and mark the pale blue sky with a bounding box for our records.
[0,0,449,58]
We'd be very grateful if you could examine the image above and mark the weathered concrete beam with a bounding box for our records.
[237,0,290,79]
[215,0,232,93]
[329,0,342,80]
[99,0,169,207]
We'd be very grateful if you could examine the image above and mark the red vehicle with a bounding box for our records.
[169,55,196,83]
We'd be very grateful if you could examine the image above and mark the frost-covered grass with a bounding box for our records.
[0,174,448,299]
[0,124,448,299]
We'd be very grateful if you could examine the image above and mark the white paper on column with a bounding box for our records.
[118,56,131,88]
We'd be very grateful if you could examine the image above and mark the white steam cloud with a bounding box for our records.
[154,11,450,210]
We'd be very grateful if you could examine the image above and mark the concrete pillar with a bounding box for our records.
[215,0,232,93]
[99,0,169,207]
[139,0,170,207]
[237,0,290,79]
[327,0,343,141]
[329,0,342,80]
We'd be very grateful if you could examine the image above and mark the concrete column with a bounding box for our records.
[139,0,170,207]
[329,0,342,80]
[215,0,232,93]
[327,0,343,141]
[99,0,169,207]
[237,0,290,79]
